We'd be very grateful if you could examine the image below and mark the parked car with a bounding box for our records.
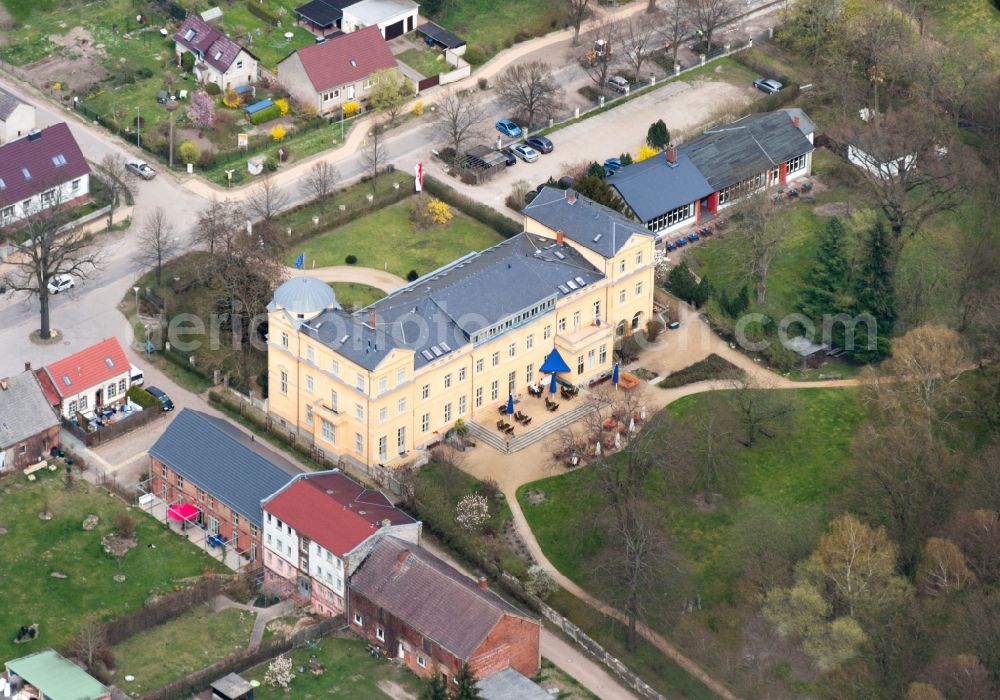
[607,75,629,93]
[753,78,784,94]
[129,365,145,387]
[125,159,156,180]
[495,118,522,138]
[604,157,622,177]
[145,385,175,412]
[510,144,540,163]
[525,135,553,154]
[687,232,700,242]
[498,148,517,166]
[675,237,687,247]
[47,274,74,295]
[668,321,681,330]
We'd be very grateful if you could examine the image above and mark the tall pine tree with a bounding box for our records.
[799,217,852,324]
[419,673,448,700]
[850,221,897,362]
[454,663,481,700]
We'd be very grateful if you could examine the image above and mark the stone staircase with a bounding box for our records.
[467,400,602,454]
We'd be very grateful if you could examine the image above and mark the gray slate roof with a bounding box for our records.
[296,232,604,371]
[477,668,551,700]
[350,536,535,660]
[0,371,59,449]
[686,110,814,191]
[607,150,714,222]
[0,86,28,121]
[149,409,296,526]
[522,186,655,257]
[609,109,815,222]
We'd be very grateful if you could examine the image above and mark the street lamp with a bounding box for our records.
[133,286,140,315]
[165,98,179,169]
[136,107,141,148]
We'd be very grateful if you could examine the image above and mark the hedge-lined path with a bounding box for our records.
[286,265,406,293]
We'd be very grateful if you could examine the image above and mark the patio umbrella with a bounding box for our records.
[614,431,621,449]
[640,406,647,421]
[612,362,620,388]
[549,372,558,394]
[628,417,636,434]
[539,348,571,374]
[506,394,515,415]
[594,441,602,457]
[167,503,199,522]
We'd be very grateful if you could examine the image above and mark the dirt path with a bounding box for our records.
[285,265,406,293]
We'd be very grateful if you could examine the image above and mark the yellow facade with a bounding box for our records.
[267,203,655,468]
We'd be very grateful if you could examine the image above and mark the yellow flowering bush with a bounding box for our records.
[270,125,287,142]
[274,97,289,116]
[635,145,659,162]
[411,100,424,117]
[427,198,453,225]
[222,87,240,109]
[342,101,361,117]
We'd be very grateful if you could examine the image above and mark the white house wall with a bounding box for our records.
[263,513,300,573]
[58,367,130,418]
[1,174,90,226]
[0,103,36,144]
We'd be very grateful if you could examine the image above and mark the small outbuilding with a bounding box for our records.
[3,648,111,700]
[210,671,255,700]
[785,335,830,368]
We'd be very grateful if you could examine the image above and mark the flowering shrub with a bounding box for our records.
[427,198,453,224]
[264,655,295,689]
[635,145,659,162]
[455,494,489,532]
[222,87,240,109]
[411,99,424,116]
[274,97,289,116]
[342,101,361,117]
[270,125,287,142]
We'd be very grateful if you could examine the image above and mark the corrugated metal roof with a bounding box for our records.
[149,409,295,526]
[477,668,551,700]
[350,537,536,659]
[5,649,110,700]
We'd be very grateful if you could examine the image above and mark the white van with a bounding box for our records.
[129,366,144,387]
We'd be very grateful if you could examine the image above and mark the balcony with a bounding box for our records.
[556,319,613,348]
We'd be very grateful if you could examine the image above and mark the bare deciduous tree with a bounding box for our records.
[582,19,622,97]
[362,120,389,194]
[97,154,133,231]
[683,0,739,53]
[729,375,796,447]
[194,197,239,256]
[1,193,102,340]
[71,619,109,675]
[433,89,486,165]
[663,0,686,71]
[137,207,178,286]
[621,16,659,83]
[246,172,289,226]
[302,161,340,214]
[735,193,791,305]
[566,0,591,45]
[494,61,564,130]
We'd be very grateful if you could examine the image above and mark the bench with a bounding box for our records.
[24,461,47,477]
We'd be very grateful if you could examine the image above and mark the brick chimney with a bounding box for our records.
[556,230,565,246]
[793,115,800,129]
[566,190,577,204]
[666,145,677,164]
[397,549,410,565]
[477,576,488,590]
[368,310,377,329]
[24,362,31,371]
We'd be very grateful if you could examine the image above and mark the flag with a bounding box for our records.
[294,252,304,270]
[415,162,424,192]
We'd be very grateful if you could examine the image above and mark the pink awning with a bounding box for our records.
[167,503,200,522]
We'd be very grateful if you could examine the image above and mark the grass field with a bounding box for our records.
[287,200,504,278]
[518,387,863,604]
[0,473,225,663]
[397,47,447,78]
[245,636,423,698]
[329,282,386,309]
[930,0,1000,54]
[113,605,254,694]
[431,0,564,64]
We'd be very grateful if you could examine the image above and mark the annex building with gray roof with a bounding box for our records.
[0,370,60,472]
[608,108,815,237]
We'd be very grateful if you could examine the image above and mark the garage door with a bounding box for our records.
[384,19,404,40]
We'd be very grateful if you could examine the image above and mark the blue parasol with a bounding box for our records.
[549,372,558,394]
[612,362,620,387]
[539,348,571,374]
[506,394,514,414]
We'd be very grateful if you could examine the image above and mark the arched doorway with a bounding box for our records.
[631,311,643,331]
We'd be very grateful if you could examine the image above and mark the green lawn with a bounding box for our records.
[0,473,225,662]
[245,636,423,698]
[287,200,504,278]
[113,605,254,694]
[930,0,1000,55]
[518,387,863,604]
[397,47,447,78]
[329,282,386,310]
[430,0,564,64]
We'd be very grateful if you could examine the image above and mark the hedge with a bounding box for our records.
[248,103,282,125]
[244,0,277,26]
[422,175,522,238]
[125,386,158,409]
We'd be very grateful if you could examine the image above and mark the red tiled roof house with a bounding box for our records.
[0,123,90,227]
[349,537,541,690]
[275,26,398,115]
[174,16,259,90]
[36,337,133,419]
[262,469,420,616]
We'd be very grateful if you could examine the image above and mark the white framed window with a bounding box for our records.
[526,334,534,350]
[354,613,363,626]
[71,179,80,192]
[281,332,289,348]
[599,344,607,364]
[421,413,430,433]
[330,390,338,413]
[444,373,452,389]
[458,395,466,415]
[79,395,88,409]
[306,405,314,425]
[635,251,643,265]
[417,655,426,668]
[444,403,452,422]
[118,379,126,393]
[322,419,334,443]
[356,373,365,391]
[378,376,387,394]
[543,325,551,340]
[458,367,466,382]
[376,627,385,640]
[379,407,388,423]
[475,358,484,373]
[307,346,315,363]
[331,360,340,377]
[279,370,288,393]
[526,364,534,383]
[397,368,405,385]
[422,384,430,399]
[355,403,364,420]
[398,397,406,414]
[68,399,77,414]
[618,259,626,273]
[355,433,363,454]
[492,352,500,367]
[588,348,595,370]
[577,355,584,374]
[378,435,387,461]
[787,153,806,173]
[619,289,627,304]
[475,386,483,408]
[558,318,566,332]
[635,281,643,297]
[236,60,243,69]
[306,375,314,393]
[572,311,580,329]
[490,380,499,401]
[508,342,516,359]
[107,383,117,398]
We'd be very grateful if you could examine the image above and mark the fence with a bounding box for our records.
[60,405,167,448]
[138,616,343,700]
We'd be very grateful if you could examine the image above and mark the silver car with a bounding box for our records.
[125,159,156,180]
[510,144,540,163]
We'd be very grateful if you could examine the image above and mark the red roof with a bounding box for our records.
[174,15,247,73]
[42,337,130,399]
[264,472,415,556]
[34,369,60,407]
[289,25,396,93]
[0,123,90,209]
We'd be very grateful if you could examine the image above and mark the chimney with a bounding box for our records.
[477,576,488,590]
[27,128,41,141]
[0,379,8,391]
[556,230,565,246]
[666,145,677,164]
[24,362,31,371]
[793,115,800,129]
[368,310,377,329]
[381,518,391,528]
[566,190,577,204]
[397,549,410,565]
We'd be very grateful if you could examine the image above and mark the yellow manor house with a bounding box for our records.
[267,186,656,468]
